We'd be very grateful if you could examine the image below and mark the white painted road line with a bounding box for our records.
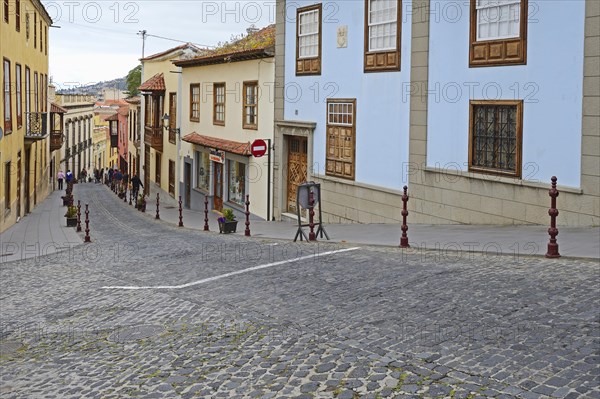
[101,247,361,290]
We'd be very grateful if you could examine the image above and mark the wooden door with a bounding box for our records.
[287,136,308,213]
[144,145,150,195]
[213,162,223,211]
[24,148,30,214]
[184,162,191,208]
[16,152,21,217]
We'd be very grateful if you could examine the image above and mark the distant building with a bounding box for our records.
[53,89,96,179]
[139,43,207,199]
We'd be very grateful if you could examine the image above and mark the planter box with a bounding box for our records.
[219,220,238,234]
[66,217,78,227]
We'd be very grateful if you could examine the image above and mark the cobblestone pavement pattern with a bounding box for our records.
[1,184,599,399]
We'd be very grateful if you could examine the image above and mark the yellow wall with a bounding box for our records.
[0,0,52,232]
[142,58,181,198]
[179,57,275,219]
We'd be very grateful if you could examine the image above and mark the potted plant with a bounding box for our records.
[118,186,126,199]
[218,208,238,234]
[64,205,78,227]
[137,194,146,212]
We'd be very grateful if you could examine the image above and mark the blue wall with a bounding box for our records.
[284,1,412,190]
[427,0,585,187]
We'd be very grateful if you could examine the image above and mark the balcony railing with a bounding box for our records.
[144,126,163,152]
[50,130,64,152]
[24,112,48,141]
[65,148,70,158]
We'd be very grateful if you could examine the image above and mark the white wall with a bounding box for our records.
[427,0,586,187]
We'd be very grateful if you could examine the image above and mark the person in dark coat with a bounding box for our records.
[131,174,143,198]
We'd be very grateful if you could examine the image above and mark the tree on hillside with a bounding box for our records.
[125,65,142,97]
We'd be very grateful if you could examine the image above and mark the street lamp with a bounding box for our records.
[162,114,180,135]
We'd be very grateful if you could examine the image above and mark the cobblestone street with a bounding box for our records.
[1,184,599,399]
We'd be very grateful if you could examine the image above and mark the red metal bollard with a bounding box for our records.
[155,193,160,220]
[204,196,209,231]
[124,186,128,202]
[245,195,251,237]
[76,200,82,232]
[129,187,132,205]
[308,189,316,241]
[545,176,560,258]
[400,185,410,248]
[84,204,91,243]
[178,196,184,227]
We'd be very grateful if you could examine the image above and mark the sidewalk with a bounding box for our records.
[2,184,598,262]
[0,189,83,264]
[143,189,600,260]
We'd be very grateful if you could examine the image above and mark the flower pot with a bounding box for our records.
[66,217,78,227]
[219,220,238,234]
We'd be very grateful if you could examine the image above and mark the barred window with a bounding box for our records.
[469,100,522,177]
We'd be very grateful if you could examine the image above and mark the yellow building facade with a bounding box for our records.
[1,0,53,233]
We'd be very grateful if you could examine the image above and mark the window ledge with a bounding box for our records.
[423,166,583,194]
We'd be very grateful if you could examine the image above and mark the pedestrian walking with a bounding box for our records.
[57,170,65,190]
[131,174,143,199]
[66,170,73,184]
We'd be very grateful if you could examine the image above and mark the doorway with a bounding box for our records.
[286,136,308,213]
[24,148,30,214]
[213,162,223,211]
[184,162,191,208]
[16,152,21,218]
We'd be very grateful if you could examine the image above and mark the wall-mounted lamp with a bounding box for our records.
[162,114,180,135]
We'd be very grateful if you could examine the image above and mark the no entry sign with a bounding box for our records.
[251,139,267,158]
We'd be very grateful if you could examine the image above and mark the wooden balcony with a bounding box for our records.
[24,112,48,143]
[145,126,163,152]
[50,130,64,152]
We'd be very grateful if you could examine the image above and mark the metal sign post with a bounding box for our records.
[293,182,329,242]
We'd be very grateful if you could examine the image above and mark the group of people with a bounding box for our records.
[57,167,143,198]
[56,170,73,190]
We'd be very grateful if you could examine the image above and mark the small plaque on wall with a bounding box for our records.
[337,25,348,48]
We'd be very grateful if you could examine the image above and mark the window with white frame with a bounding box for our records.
[298,9,319,58]
[326,99,356,180]
[368,0,398,51]
[296,4,322,75]
[469,0,527,66]
[364,0,401,72]
[476,0,520,41]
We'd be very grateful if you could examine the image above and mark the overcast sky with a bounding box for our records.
[42,1,277,90]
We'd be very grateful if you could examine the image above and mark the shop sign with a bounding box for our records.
[209,149,225,163]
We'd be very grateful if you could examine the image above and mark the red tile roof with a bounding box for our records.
[50,103,68,114]
[104,113,119,122]
[139,73,166,92]
[182,133,251,156]
[117,105,129,116]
